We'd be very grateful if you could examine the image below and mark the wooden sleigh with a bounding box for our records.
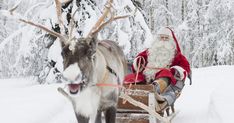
[116,84,178,123]
[114,61,177,123]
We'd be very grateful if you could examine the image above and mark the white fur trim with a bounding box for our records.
[157,27,171,36]
[171,66,186,80]
[133,58,138,71]
[133,56,145,72]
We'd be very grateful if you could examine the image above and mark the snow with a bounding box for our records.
[0,1,234,122]
[174,65,234,123]
[0,65,234,123]
[0,78,77,123]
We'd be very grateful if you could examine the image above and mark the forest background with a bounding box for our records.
[0,0,233,81]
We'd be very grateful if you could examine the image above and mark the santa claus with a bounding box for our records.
[124,27,191,111]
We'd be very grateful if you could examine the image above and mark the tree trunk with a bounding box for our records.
[165,0,169,26]
[181,0,184,21]
[149,7,154,31]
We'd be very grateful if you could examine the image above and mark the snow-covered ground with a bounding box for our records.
[0,78,77,123]
[0,65,234,123]
[174,65,234,123]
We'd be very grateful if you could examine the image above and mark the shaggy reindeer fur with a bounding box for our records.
[61,37,127,123]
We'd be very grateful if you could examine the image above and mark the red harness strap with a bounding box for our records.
[96,83,122,88]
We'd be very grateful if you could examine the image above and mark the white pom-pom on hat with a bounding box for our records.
[170,66,186,81]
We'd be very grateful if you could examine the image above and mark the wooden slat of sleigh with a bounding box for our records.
[117,84,155,112]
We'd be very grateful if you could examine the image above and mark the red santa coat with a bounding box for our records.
[125,28,191,85]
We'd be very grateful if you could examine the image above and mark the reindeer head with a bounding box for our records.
[54,0,128,94]
[10,0,128,94]
[61,37,97,94]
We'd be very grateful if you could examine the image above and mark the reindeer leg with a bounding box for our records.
[104,106,117,123]
[171,104,175,113]
[76,114,89,123]
[95,110,102,123]
[166,107,170,116]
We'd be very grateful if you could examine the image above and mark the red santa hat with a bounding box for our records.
[157,27,172,37]
[157,27,181,53]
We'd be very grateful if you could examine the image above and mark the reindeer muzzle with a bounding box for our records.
[61,74,88,94]
[68,84,80,94]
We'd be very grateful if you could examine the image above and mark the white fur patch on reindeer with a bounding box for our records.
[69,40,76,53]
[72,87,101,117]
[62,63,82,83]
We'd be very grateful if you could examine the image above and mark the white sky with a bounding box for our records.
[0,65,234,123]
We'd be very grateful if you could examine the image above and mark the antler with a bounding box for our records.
[68,7,79,41]
[55,0,65,35]
[55,0,78,43]
[87,0,113,38]
[87,0,129,38]
[91,14,129,36]
[4,0,129,45]
[3,0,71,45]
[18,19,66,42]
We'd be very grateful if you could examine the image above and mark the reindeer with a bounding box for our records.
[57,1,129,122]
[5,0,128,122]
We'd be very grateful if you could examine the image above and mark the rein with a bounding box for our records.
[96,83,122,88]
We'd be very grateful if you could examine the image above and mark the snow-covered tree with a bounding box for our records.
[0,0,234,80]
[0,0,152,82]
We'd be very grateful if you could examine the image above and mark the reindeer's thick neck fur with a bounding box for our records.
[95,49,108,84]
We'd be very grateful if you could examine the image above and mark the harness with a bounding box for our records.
[106,66,120,84]
[95,44,122,88]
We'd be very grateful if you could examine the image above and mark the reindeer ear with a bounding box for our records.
[86,36,98,57]
[88,36,98,48]
[60,39,66,48]
[91,36,98,49]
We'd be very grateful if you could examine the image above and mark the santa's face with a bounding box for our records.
[143,35,176,82]
[158,34,170,41]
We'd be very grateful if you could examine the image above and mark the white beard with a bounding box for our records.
[144,40,176,82]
